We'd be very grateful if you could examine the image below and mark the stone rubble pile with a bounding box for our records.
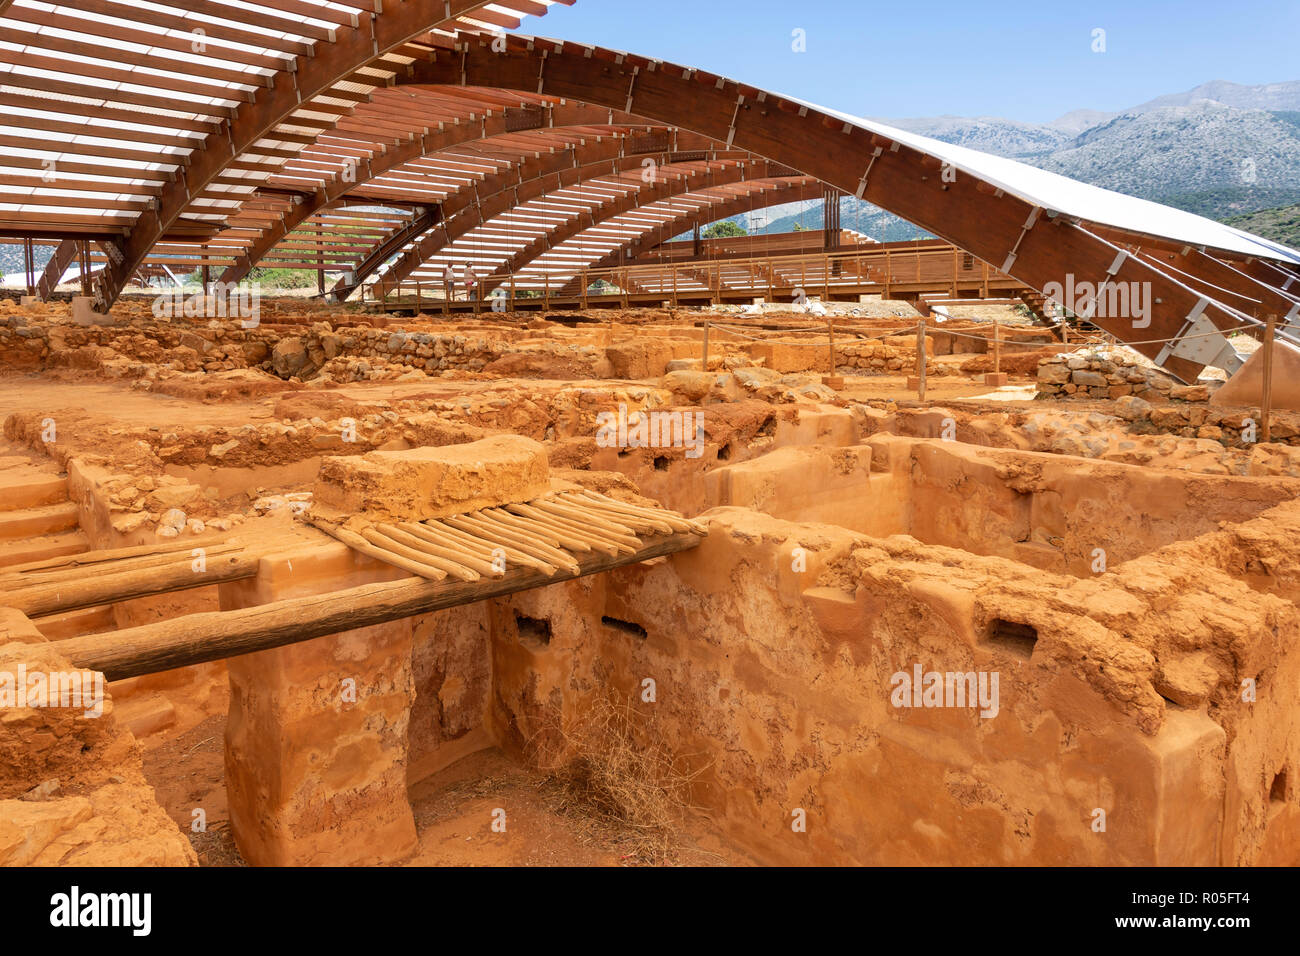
[1036,346,1222,402]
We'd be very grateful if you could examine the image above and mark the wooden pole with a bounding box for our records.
[917,318,927,401]
[993,321,1002,373]
[24,238,34,296]
[0,536,238,575]
[828,316,837,373]
[52,532,702,681]
[1262,314,1276,444]
[1,543,243,586]
[4,550,260,618]
[79,241,90,299]
[702,316,710,372]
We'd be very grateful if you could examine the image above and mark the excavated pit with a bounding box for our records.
[3,296,1299,867]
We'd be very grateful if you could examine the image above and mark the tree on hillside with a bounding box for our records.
[702,220,747,239]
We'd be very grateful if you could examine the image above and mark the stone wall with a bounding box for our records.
[1036,346,1221,402]
[744,336,961,376]
[1032,346,1300,449]
[1113,394,1300,447]
[0,313,519,381]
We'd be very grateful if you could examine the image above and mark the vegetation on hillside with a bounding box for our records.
[1222,201,1300,248]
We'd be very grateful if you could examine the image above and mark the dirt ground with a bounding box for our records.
[404,748,752,866]
[140,717,748,867]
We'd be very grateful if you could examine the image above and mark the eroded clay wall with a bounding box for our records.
[480,506,1300,865]
[705,435,1299,576]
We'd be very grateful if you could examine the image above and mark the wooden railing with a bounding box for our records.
[363,241,1024,311]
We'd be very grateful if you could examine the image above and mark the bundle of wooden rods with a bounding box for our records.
[309,490,706,583]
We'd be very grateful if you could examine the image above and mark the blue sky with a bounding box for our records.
[528,0,1300,123]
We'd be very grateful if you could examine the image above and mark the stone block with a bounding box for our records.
[1037,363,1071,384]
[314,434,550,520]
[1071,369,1107,387]
[70,297,110,327]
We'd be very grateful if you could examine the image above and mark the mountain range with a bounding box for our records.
[878,80,1300,223]
[739,79,1300,245]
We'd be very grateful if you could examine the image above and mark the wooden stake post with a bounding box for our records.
[1262,314,1276,444]
[916,318,927,401]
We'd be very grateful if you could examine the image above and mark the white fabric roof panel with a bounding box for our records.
[781,94,1300,265]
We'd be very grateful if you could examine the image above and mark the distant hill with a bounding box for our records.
[877,114,1076,156]
[878,79,1300,222]
[1034,103,1300,217]
[1127,79,1300,114]
[1222,201,1300,248]
[0,243,51,280]
[744,202,931,242]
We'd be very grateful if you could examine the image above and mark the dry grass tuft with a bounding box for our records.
[528,694,707,865]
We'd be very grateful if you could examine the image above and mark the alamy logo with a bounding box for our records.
[1042,274,1152,328]
[0,665,104,718]
[152,282,261,327]
[50,886,151,936]
[890,664,1000,718]
[595,403,705,459]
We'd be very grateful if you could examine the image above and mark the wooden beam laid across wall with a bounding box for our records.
[52,531,702,682]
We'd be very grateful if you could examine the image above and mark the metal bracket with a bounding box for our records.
[1282,301,1300,339]
[999,206,1041,275]
[1154,301,1245,374]
[725,94,744,148]
[625,66,640,113]
[855,147,883,199]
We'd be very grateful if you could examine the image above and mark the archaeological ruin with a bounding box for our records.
[1,0,1298,875]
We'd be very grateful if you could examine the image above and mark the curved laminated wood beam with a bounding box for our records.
[80,2,556,313]
[361,146,756,298]
[401,36,1280,382]
[325,206,439,301]
[554,179,823,294]
[1090,225,1300,330]
[472,166,808,293]
[220,102,661,287]
[491,179,816,300]
[334,141,745,299]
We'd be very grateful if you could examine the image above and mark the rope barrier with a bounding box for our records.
[706,317,1247,354]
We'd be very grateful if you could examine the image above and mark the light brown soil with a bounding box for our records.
[405,749,751,866]
[140,716,747,867]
